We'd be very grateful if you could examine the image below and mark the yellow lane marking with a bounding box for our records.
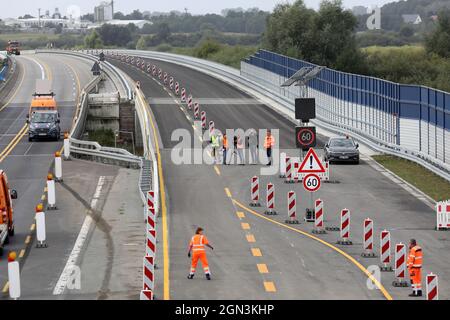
[224,188,232,198]
[139,92,170,300]
[30,224,36,231]
[257,264,269,274]
[19,249,26,258]
[0,124,28,163]
[236,211,245,219]
[264,281,276,292]
[233,199,393,300]
[251,248,262,257]
[246,234,256,243]
[241,223,251,230]
[2,282,9,293]
[0,59,26,112]
[25,235,31,244]
[214,165,221,176]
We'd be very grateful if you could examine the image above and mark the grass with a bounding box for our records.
[0,32,60,42]
[373,155,450,202]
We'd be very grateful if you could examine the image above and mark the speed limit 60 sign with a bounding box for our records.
[303,174,321,192]
[296,126,316,150]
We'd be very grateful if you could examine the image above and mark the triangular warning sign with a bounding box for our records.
[298,148,326,174]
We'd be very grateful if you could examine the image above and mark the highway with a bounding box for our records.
[109,55,450,300]
[0,52,94,295]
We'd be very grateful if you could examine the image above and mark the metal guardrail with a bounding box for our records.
[109,49,450,182]
[0,57,17,96]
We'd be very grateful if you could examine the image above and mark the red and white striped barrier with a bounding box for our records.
[143,256,155,291]
[380,230,393,271]
[152,65,156,76]
[250,176,260,207]
[337,209,352,245]
[265,183,276,215]
[169,77,174,90]
[140,290,154,300]
[158,68,162,79]
[146,229,156,258]
[187,95,193,110]
[147,191,156,230]
[181,88,186,102]
[312,199,326,234]
[426,273,439,300]
[436,200,450,230]
[141,63,146,70]
[194,102,200,119]
[201,111,207,130]
[285,156,292,183]
[175,82,180,95]
[147,64,151,73]
[285,191,299,224]
[319,161,330,182]
[163,72,168,84]
[54,152,63,182]
[293,158,299,183]
[393,243,408,287]
[209,121,215,137]
[47,174,56,210]
[362,218,376,257]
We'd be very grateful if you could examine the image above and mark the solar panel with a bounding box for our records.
[281,67,313,87]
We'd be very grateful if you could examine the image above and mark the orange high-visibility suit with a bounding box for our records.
[189,234,210,275]
[407,245,423,294]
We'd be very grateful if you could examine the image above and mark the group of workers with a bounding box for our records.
[210,130,275,166]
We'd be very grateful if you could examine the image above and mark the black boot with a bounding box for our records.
[408,292,417,297]
[206,274,211,280]
[187,274,194,279]
[417,290,423,297]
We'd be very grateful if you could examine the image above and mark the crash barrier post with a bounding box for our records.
[265,183,276,215]
[380,230,393,271]
[312,199,326,234]
[337,209,352,245]
[426,273,439,300]
[285,191,300,224]
[250,176,260,207]
[392,243,409,287]
[8,252,20,300]
[361,218,376,257]
[35,204,47,248]
[54,152,63,182]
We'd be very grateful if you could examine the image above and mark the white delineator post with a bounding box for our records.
[380,230,393,271]
[63,133,70,160]
[8,252,20,300]
[392,243,408,287]
[250,176,260,207]
[279,152,287,178]
[54,152,63,182]
[426,273,439,300]
[35,204,47,248]
[47,174,56,210]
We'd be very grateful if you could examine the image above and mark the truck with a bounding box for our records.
[27,79,61,141]
[0,170,17,256]
[6,41,20,56]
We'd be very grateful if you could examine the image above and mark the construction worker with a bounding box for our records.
[222,134,229,165]
[407,239,423,297]
[188,227,214,280]
[210,132,220,164]
[264,130,275,166]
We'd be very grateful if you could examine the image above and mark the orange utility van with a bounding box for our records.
[0,170,17,255]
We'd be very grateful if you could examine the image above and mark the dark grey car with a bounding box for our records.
[324,137,360,164]
[28,110,61,142]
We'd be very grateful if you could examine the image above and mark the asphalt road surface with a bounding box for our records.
[110,57,450,300]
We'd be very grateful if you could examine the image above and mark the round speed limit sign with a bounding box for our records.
[303,174,321,192]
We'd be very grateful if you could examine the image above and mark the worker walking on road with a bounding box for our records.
[264,130,275,166]
[407,239,423,297]
[222,134,229,165]
[188,227,214,280]
[210,132,220,164]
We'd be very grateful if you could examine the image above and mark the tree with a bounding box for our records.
[426,10,450,58]
[136,36,148,50]
[84,30,103,48]
[114,12,125,20]
[98,24,132,46]
[81,13,94,22]
[400,25,415,37]
[155,23,171,43]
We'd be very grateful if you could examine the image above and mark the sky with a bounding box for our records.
[0,0,399,19]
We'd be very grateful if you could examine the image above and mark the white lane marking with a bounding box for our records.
[52,176,106,295]
[20,55,46,80]
[23,143,34,156]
